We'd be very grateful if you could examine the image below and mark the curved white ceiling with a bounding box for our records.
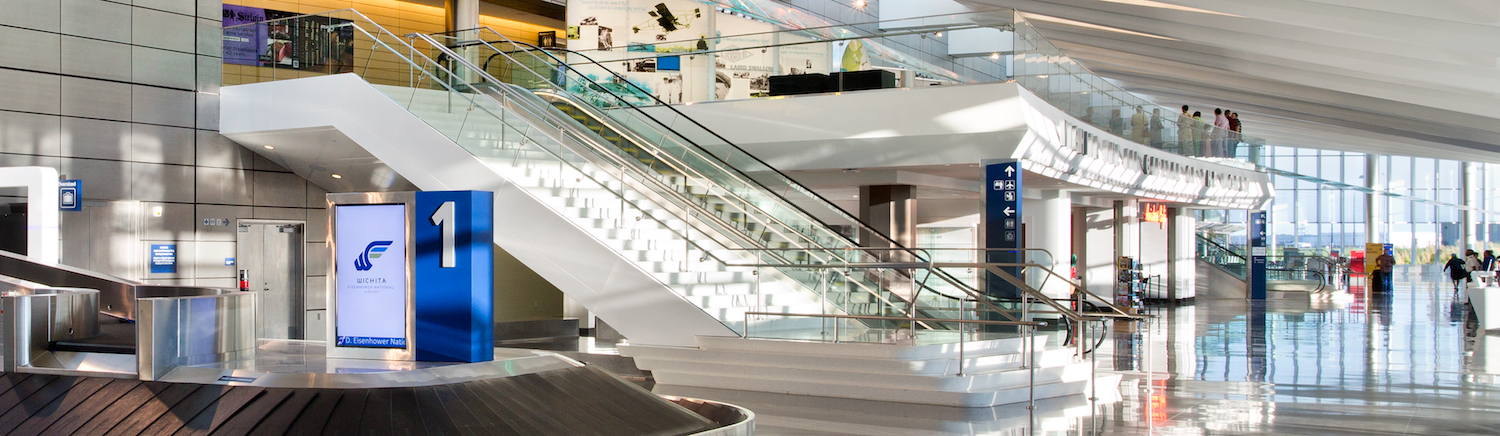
[956,0,1500,162]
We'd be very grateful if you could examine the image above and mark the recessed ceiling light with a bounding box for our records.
[263,145,274,150]
[331,174,342,179]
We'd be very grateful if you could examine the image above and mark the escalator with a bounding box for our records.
[223,12,992,348]
[1195,233,1333,298]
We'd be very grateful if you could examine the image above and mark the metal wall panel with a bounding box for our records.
[59,158,129,200]
[251,153,292,172]
[193,240,236,279]
[60,117,131,161]
[306,207,328,241]
[0,111,62,156]
[134,0,195,16]
[0,154,61,170]
[252,206,304,220]
[305,310,327,341]
[0,26,60,73]
[195,92,219,130]
[195,167,254,205]
[132,46,196,90]
[0,0,60,32]
[60,36,131,82]
[304,275,327,310]
[196,17,222,57]
[141,201,194,240]
[61,77,130,121]
[195,204,253,241]
[0,70,61,115]
[61,0,131,44]
[253,171,308,208]
[197,0,219,19]
[131,7,196,53]
[196,55,221,93]
[131,162,196,202]
[304,240,328,276]
[131,85,195,127]
[195,131,252,169]
[131,124,195,165]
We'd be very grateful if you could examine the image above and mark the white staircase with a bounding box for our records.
[621,335,1121,407]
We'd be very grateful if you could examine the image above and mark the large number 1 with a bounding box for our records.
[430,201,456,268]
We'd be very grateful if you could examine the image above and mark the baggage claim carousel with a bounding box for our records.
[0,252,752,435]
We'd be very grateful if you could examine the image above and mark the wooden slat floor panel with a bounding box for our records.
[0,366,718,436]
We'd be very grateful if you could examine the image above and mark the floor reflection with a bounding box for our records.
[663,267,1500,435]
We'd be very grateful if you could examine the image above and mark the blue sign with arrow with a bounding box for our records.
[984,160,1023,299]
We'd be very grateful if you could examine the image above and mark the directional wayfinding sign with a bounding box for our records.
[984,160,1023,299]
[1248,211,1267,300]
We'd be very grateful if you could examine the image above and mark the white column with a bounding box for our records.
[453,0,479,30]
[1366,154,1382,244]
[1464,162,1477,251]
[1117,199,1140,261]
[1169,208,1196,300]
[1034,190,1072,299]
[0,166,60,265]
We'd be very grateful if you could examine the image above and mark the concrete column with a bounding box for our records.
[1366,154,1382,244]
[450,0,479,31]
[1033,190,1072,299]
[1464,162,1477,251]
[1116,199,1140,261]
[859,185,916,249]
[1083,207,1116,298]
[1168,207,1196,300]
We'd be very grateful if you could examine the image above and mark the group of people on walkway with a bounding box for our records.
[1093,104,1243,158]
[1444,249,1499,291]
[1176,105,1242,158]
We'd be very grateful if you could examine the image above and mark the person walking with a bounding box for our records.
[1149,108,1164,147]
[1466,249,1482,284]
[1485,250,1497,285]
[1176,106,1193,153]
[1375,250,1395,293]
[1109,109,1125,136]
[1195,111,1210,157]
[1444,254,1468,292]
[1213,108,1230,157]
[1131,106,1148,143]
[1227,111,1242,157]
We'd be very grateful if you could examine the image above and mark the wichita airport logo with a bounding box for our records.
[354,241,394,271]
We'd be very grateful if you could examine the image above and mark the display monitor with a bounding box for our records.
[333,204,408,348]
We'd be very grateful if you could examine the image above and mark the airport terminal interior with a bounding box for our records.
[0,0,1497,434]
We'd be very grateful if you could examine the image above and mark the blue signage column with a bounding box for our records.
[414,191,494,362]
[984,160,1022,299]
[1248,211,1267,300]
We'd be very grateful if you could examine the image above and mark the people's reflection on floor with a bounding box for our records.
[1369,290,1395,326]
[1113,319,1140,371]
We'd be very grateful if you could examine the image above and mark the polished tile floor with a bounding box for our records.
[656,267,1500,435]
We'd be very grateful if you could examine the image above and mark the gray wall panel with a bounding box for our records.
[131,123,196,165]
[61,0,132,44]
[135,0,196,16]
[0,111,62,156]
[0,26,61,73]
[194,240,236,279]
[0,0,61,32]
[252,206,305,220]
[0,153,61,169]
[197,55,222,93]
[141,239,194,279]
[306,207,328,242]
[132,7,196,53]
[197,204,253,241]
[141,201,195,240]
[61,36,132,82]
[253,172,307,208]
[0,70,61,115]
[196,167,254,205]
[196,92,219,130]
[132,46,197,90]
[196,131,252,169]
[131,162,195,202]
[62,77,131,121]
[197,17,222,57]
[305,241,328,277]
[251,152,291,172]
[60,117,132,161]
[197,0,219,19]
[132,85,195,127]
[60,157,130,200]
[304,276,326,310]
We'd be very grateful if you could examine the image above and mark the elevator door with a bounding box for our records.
[238,222,305,340]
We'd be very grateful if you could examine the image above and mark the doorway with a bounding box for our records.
[237,220,306,340]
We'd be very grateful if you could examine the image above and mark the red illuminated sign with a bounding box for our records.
[1143,203,1168,225]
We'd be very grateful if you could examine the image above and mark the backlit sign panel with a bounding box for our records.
[334,204,408,348]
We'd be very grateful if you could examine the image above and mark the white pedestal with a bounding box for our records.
[1471,286,1500,331]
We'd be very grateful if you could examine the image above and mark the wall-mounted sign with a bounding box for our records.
[1142,203,1168,226]
[58,179,80,211]
[149,244,176,274]
[984,160,1022,299]
[333,204,408,349]
[414,191,494,362]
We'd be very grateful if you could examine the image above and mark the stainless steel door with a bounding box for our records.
[237,222,305,340]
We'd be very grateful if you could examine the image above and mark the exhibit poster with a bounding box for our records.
[713,11,773,100]
[335,204,408,348]
[777,33,829,75]
[222,4,355,72]
[567,0,630,52]
[831,39,870,72]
